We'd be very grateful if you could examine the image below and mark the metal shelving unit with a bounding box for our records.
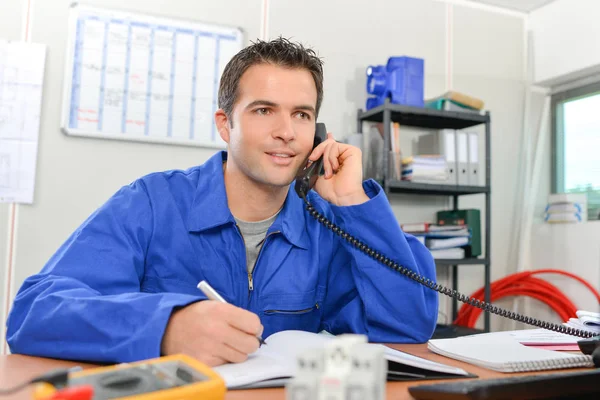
[357,100,492,332]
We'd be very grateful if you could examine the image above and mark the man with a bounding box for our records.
[6,37,438,367]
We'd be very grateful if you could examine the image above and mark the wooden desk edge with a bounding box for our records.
[0,343,591,400]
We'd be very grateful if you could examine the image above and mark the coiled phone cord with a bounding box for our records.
[301,196,596,339]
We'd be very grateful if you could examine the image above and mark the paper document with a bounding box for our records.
[0,41,46,203]
[564,310,600,334]
[504,328,581,345]
[213,330,470,389]
[576,310,600,327]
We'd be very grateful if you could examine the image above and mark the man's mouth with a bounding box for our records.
[266,152,296,165]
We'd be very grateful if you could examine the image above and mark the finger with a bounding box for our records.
[221,324,260,355]
[328,143,340,172]
[188,337,227,367]
[337,144,357,165]
[216,342,249,364]
[224,305,263,336]
[323,142,333,178]
[308,135,335,161]
[203,355,228,367]
[308,140,328,161]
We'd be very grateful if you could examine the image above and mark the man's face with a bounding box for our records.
[219,63,317,189]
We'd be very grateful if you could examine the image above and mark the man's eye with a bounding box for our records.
[255,108,270,115]
[296,112,311,120]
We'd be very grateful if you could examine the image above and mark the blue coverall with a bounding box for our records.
[6,151,438,363]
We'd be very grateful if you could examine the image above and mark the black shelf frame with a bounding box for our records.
[387,180,490,196]
[432,324,485,339]
[357,102,489,130]
[435,258,489,266]
[357,99,492,332]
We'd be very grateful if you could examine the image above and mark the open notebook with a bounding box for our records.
[212,330,474,389]
[428,332,594,373]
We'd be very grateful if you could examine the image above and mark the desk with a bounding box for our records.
[0,344,588,400]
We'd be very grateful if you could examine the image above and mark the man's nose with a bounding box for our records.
[273,115,296,142]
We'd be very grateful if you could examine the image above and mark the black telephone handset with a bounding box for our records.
[294,122,328,198]
[295,123,597,359]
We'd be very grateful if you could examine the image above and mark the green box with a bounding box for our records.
[436,209,481,257]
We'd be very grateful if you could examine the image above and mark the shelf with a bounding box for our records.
[387,180,490,195]
[435,258,489,266]
[358,103,490,130]
[357,100,492,333]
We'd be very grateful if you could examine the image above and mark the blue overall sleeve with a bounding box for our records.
[5,180,204,363]
[319,179,439,343]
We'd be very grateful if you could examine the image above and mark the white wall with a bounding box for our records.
[0,1,25,42]
[530,0,600,86]
[0,0,26,348]
[528,221,600,326]
[1,0,527,339]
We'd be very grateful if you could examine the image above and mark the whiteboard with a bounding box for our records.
[60,4,244,148]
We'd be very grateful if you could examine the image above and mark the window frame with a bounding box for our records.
[551,81,600,194]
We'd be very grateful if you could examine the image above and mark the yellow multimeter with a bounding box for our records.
[33,354,226,400]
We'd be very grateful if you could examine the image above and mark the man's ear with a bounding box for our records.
[215,109,231,143]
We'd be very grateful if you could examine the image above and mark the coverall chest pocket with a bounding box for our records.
[259,288,324,339]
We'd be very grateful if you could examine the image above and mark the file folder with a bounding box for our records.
[456,131,469,186]
[444,130,458,185]
[467,131,480,186]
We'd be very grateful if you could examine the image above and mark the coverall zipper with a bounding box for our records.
[235,224,281,305]
[247,230,280,302]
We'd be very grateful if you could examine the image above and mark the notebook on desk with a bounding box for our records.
[428,332,594,373]
[212,330,476,389]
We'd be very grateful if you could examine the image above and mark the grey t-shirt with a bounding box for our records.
[234,210,280,274]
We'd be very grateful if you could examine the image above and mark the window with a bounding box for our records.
[552,82,600,221]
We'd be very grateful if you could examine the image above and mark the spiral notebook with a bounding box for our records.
[428,332,594,373]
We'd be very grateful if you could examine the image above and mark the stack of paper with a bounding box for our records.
[401,155,448,183]
[424,91,485,111]
[402,223,470,259]
[564,310,600,334]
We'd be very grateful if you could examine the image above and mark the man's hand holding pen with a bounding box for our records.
[161,284,265,367]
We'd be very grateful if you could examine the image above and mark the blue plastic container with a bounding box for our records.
[365,56,424,110]
[366,95,386,110]
[366,65,387,97]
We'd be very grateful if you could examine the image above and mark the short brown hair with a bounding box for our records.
[218,37,324,122]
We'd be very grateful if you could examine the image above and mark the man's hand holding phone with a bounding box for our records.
[308,132,370,206]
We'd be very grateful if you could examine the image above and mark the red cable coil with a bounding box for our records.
[453,269,600,328]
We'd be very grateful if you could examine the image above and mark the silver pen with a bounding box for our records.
[197,280,267,346]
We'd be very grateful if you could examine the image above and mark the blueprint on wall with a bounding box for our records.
[0,41,46,204]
